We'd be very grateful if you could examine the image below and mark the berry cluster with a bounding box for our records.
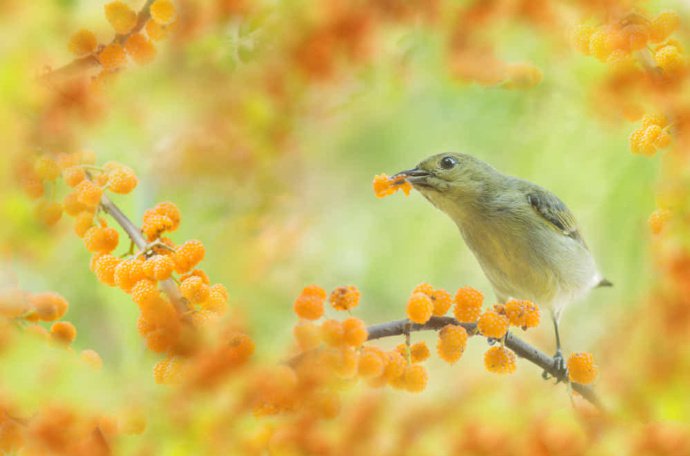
[0,289,102,365]
[68,0,176,78]
[573,11,680,64]
[629,114,672,156]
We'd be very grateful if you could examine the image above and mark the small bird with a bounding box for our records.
[395,153,611,376]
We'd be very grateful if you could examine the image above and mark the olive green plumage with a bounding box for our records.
[398,152,610,321]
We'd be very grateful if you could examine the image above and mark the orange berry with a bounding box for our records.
[34,156,60,181]
[150,0,176,25]
[342,317,368,347]
[63,191,89,216]
[105,1,137,34]
[589,29,613,61]
[503,299,540,329]
[145,19,169,41]
[107,164,138,194]
[477,310,509,339]
[372,173,412,198]
[20,173,44,199]
[567,352,598,384]
[406,292,433,324]
[321,319,344,347]
[62,166,86,187]
[402,364,428,392]
[114,258,146,293]
[655,44,685,73]
[173,240,205,274]
[334,346,358,379]
[73,212,94,237]
[152,202,181,231]
[50,321,77,345]
[294,285,326,320]
[68,29,98,56]
[201,284,228,314]
[437,324,468,364]
[430,288,452,316]
[409,341,430,363]
[573,24,596,55]
[642,113,668,128]
[98,43,127,70]
[142,213,173,241]
[293,321,321,351]
[329,285,360,311]
[453,287,483,323]
[649,208,672,235]
[137,299,180,353]
[413,282,434,295]
[34,200,63,227]
[484,346,517,374]
[92,254,122,286]
[124,33,157,65]
[179,276,210,304]
[383,350,406,383]
[80,349,103,369]
[153,357,184,384]
[74,180,103,208]
[83,226,119,253]
[131,279,161,307]
[357,346,386,378]
[650,11,680,43]
[143,255,174,281]
[181,269,210,285]
[30,292,69,322]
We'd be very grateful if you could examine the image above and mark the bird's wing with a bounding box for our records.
[526,188,584,245]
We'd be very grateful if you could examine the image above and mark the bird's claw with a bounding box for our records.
[541,350,568,383]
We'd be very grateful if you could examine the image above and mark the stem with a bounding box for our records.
[366,316,603,410]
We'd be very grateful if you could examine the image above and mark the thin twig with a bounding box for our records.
[367,316,603,410]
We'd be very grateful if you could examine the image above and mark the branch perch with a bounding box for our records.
[367,316,603,410]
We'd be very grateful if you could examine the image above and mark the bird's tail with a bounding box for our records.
[597,278,613,288]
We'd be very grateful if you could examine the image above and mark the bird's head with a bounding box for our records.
[395,153,500,211]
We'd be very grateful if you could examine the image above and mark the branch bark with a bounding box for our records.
[367,316,603,410]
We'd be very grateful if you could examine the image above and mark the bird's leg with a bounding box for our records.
[542,313,568,382]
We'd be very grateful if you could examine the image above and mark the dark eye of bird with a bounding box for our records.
[440,156,457,170]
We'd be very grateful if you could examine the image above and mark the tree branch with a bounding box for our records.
[366,316,603,410]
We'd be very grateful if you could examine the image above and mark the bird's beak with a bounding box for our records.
[393,167,431,185]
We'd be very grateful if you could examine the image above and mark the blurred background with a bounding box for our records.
[1,0,688,454]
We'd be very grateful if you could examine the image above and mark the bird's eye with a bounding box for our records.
[439,156,458,170]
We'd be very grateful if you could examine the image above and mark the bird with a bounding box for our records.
[395,152,611,377]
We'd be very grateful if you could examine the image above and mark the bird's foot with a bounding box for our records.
[541,350,568,383]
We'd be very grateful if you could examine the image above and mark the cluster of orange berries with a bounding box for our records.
[372,173,413,198]
[0,289,103,368]
[573,11,681,69]
[629,114,672,156]
[292,285,428,393]
[67,0,176,74]
[407,284,540,375]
